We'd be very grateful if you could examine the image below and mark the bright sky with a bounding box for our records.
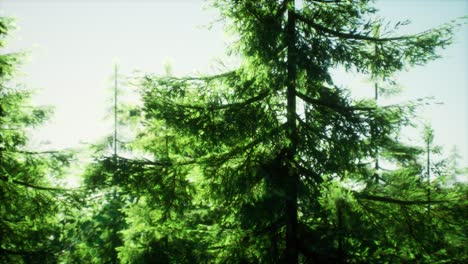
[1,0,467,167]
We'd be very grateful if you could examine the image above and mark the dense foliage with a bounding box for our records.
[0,17,73,263]
[80,0,464,263]
[1,1,466,263]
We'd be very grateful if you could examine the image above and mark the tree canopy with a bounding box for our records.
[0,17,75,263]
[1,1,466,263]
[103,0,464,263]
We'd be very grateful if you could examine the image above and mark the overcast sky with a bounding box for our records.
[1,0,467,167]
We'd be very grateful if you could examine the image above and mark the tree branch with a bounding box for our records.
[0,247,45,256]
[296,12,414,42]
[310,0,341,3]
[10,150,61,155]
[146,70,236,83]
[296,90,374,112]
[0,175,73,192]
[161,90,271,111]
[116,125,284,168]
[354,192,450,205]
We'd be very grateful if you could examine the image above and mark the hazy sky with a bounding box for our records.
[1,0,467,166]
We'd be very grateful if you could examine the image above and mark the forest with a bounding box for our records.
[0,0,467,263]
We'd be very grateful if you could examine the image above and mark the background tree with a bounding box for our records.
[58,64,206,263]
[340,122,467,263]
[58,64,128,264]
[0,17,73,263]
[115,66,211,263]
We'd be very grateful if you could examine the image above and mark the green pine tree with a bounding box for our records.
[86,1,465,263]
[0,17,73,263]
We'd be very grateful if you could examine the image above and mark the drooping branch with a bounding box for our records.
[0,175,73,192]
[296,90,375,112]
[145,70,237,83]
[0,247,45,256]
[354,192,451,205]
[159,90,271,111]
[115,156,197,168]
[309,0,341,3]
[9,150,61,155]
[116,125,283,168]
[296,12,419,43]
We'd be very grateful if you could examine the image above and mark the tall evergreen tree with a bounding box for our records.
[0,17,73,263]
[108,0,462,263]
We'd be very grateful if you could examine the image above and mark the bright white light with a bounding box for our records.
[1,0,466,169]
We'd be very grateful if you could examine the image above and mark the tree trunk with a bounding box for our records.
[285,1,298,263]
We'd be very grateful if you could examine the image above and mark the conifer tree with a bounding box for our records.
[58,64,128,264]
[116,0,464,262]
[0,17,72,263]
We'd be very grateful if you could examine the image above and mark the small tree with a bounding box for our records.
[59,64,128,264]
